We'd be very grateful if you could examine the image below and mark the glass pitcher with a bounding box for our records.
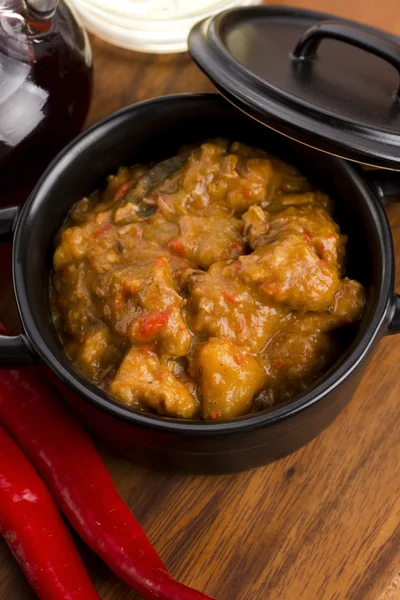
[0,0,92,206]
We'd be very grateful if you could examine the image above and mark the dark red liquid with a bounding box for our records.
[0,1,92,207]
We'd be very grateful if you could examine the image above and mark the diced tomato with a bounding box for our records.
[223,291,237,303]
[233,354,243,366]
[274,359,288,370]
[136,312,171,340]
[242,187,254,199]
[156,368,166,382]
[210,410,223,420]
[262,281,279,295]
[236,315,246,333]
[168,238,185,256]
[303,232,313,243]
[231,241,246,255]
[112,181,132,204]
[94,224,113,238]
[231,261,242,274]
[153,257,167,268]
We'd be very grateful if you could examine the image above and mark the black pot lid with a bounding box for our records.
[188,5,400,170]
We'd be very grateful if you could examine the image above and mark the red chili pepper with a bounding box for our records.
[0,363,214,600]
[112,181,132,204]
[94,223,113,237]
[0,425,100,600]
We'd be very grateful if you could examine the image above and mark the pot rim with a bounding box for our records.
[12,93,395,435]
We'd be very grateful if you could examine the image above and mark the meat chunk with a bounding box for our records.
[264,330,338,382]
[160,141,282,215]
[110,348,197,418]
[252,206,346,270]
[219,157,278,212]
[155,140,230,213]
[183,265,288,353]
[242,205,268,248]
[269,156,311,189]
[167,210,245,269]
[234,231,341,312]
[331,278,366,325]
[191,338,267,419]
[96,256,190,357]
[74,328,119,382]
[54,263,98,337]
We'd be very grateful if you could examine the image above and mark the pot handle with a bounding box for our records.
[292,21,400,94]
[364,170,400,335]
[0,206,35,365]
[364,170,400,204]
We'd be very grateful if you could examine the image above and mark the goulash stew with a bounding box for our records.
[51,140,366,420]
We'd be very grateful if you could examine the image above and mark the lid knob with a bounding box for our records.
[292,20,400,96]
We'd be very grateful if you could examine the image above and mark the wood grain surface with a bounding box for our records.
[1,1,400,599]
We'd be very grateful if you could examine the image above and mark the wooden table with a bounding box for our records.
[1,0,400,599]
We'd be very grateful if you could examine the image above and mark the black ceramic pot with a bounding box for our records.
[0,94,399,474]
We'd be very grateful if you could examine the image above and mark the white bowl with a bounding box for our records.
[67,0,262,53]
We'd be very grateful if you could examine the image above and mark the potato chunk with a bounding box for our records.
[110,348,197,418]
[191,338,267,419]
